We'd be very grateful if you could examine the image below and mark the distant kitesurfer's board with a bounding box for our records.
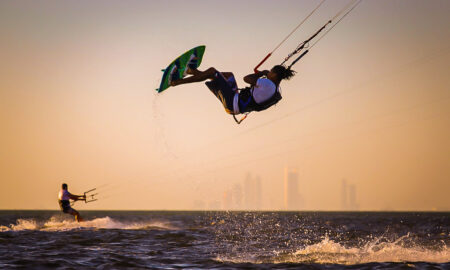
[156,45,206,93]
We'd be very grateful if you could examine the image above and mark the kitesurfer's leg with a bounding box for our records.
[187,69,233,82]
[186,67,201,76]
[171,67,217,86]
[70,208,83,222]
[204,71,238,114]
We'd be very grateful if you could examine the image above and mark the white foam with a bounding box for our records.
[0,216,177,232]
[288,235,449,264]
[0,219,39,231]
[217,235,449,265]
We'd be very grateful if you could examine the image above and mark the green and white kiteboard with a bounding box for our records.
[156,45,206,93]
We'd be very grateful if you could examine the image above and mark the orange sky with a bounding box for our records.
[1,0,449,210]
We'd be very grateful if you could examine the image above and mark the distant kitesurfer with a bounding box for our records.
[170,62,295,115]
[58,183,85,222]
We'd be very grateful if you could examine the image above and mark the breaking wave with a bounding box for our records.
[0,216,176,232]
[217,235,449,265]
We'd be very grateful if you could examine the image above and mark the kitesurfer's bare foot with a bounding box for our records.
[185,67,194,75]
[170,79,181,87]
[74,214,84,222]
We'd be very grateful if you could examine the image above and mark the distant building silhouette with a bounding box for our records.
[244,173,262,210]
[222,190,233,210]
[284,167,304,210]
[255,176,262,210]
[341,179,348,210]
[232,183,243,209]
[341,179,359,210]
[348,184,358,210]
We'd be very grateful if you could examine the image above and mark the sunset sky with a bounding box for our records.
[1,0,449,211]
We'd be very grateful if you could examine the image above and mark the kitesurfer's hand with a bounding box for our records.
[244,70,270,85]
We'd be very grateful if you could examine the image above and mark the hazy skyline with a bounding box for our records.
[1,0,449,211]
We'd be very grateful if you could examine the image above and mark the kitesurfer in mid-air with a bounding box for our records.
[58,183,85,222]
[170,61,295,115]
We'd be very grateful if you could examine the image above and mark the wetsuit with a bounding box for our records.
[58,189,74,214]
[205,73,281,114]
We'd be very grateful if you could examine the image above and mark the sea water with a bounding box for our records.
[0,211,448,269]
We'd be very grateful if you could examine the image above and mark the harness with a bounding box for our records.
[238,85,282,113]
[59,200,71,213]
[232,83,281,124]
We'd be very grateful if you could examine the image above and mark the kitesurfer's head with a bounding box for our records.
[62,183,68,190]
[268,65,296,83]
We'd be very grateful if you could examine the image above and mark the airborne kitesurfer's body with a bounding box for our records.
[58,183,85,222]
[170,63,295,115]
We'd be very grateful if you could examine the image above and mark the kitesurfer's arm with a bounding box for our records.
[69,193,86,201]
[244,70,269,86]
[221,72,234,80]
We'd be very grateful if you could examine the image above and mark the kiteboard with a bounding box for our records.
[156,45,206,93]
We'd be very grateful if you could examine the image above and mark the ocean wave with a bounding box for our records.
[0,216,177,232]
[289,235,449,264]
[216,234,449,265]
[0,218,38,231]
